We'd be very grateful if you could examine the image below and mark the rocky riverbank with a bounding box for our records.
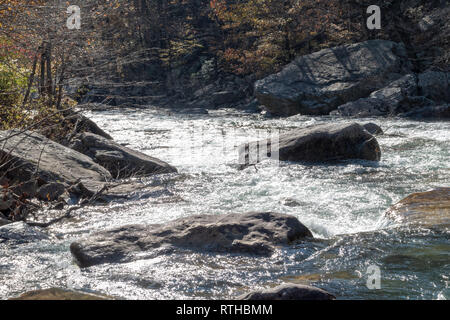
[0,121,178,226]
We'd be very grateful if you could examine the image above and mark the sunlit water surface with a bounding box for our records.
[1,108,449,300]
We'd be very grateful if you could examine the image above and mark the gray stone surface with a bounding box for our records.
[400,104,450,119]
[239,122,381,165]
[70,212,313,267]
[69,132,177,178]
[336,74,418,117]
[335,71,450,117]
[0,130,111,190]
[0,222,49,244]
[255,40,411,116]
[417,71,450,103]
[238,283,335,300]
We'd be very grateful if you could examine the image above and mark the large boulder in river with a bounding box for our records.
[254,40,411,116]
[238,123,381,166]
[0,130,111,192]
[238,283,335,300]
[70,212,313,267]
[69,132,177,178]
[384,188,450,227]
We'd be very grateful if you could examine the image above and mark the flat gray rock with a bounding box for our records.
[255,40,411,116]
[239,122,381,165]
[238,283,335,300]
[70,212,313,268]
[0,130,111,189]
[69,132,177,178]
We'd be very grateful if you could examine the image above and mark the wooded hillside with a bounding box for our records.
[1,0,448,111]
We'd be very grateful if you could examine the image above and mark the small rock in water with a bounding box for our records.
[0,222,49,244]
[281,198,304,207]
[69,132,177,179]
[237,283,335,300]
[70,212,313,268]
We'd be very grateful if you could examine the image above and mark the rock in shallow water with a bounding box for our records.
[69,132,177,178]
[239,122,381,165]
[70,212,313,268]
[0,222,48,244]
[384,188,450,227]
[255,40,411,116]
[238,283,335,300]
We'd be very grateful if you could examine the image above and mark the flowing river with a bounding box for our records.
[1,107,449,300]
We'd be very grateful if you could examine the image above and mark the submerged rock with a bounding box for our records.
[0,222,49,244]
[0,130,111,191]
[70,212,313,268]
[238,122,381,165]
[384,188,450,227]
[238,283,335,300]
[9,288,110,300]
[255,40,411,116]
[69,132,177,179]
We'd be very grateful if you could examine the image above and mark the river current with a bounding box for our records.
[0,107,448,299]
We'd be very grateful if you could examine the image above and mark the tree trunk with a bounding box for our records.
[22,50,39,107]
[45,42,53,97]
